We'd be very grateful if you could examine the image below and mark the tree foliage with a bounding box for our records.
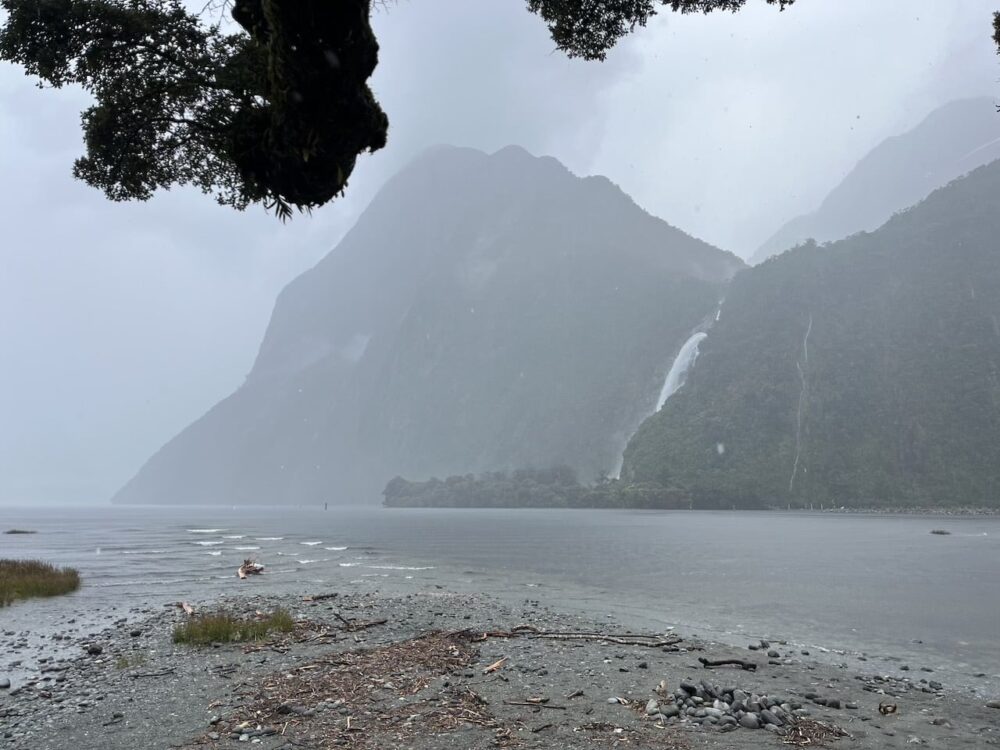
[0,0,387,218]
[3,1,995,216]
[525,0,795,60]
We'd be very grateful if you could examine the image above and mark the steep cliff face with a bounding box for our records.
[114,145,742,504]
[751,98,1000,264]
[625,160,1000,508]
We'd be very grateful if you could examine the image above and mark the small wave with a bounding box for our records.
[121,549,166,555]
[234,546,260,551]
[188,529,225,533]
[297,559,321,564]
[206,551,222,556]
[255,537,283,541]
[324,546,348,551]
[222,535,245,539]
[193,540,224,546]
[367,565,435,571]
[338,562,360,567]
[300,541,322,546]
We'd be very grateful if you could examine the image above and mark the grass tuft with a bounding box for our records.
[0,559,80,606]
[173,608,295,645]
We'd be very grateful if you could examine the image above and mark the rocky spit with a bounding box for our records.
[1,589,999,750]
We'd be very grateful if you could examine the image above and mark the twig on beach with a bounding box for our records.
[483,656,508,674]
[505,700,567,710]
[302,593,339,602]
[131,668,177,679]
[331,611,387,631]
[698,656,758,671]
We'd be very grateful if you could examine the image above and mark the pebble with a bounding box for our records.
[986,700,1000,710]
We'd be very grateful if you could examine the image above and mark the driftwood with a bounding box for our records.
[177,601,195,616]
[302,593,339,602]
[130,668,176,679]
[505,700,566,710]
[330,611,387,632]
[471,624,682,649]
[482,656,508,674]
[698,656,758,671]
[238,559,265,579]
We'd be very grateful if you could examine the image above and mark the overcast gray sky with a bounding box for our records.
[1,1,998,504]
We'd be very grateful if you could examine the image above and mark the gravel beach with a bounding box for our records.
[2,585,999,749]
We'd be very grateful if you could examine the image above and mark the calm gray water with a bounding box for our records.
[2,506,998,690]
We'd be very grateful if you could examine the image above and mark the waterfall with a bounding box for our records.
[611,331,708,479]
[654,332,708,412]
[789,313,813,492]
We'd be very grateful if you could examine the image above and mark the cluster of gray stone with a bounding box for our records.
[642,679,808,735]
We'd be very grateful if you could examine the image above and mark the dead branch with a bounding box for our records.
[331,611,387,631]
[698,656,757,671]
[505,700,567,710]
[131,668,177,679]
[302,593,339,602]
[470,624,682,649]
[482,656,508,674]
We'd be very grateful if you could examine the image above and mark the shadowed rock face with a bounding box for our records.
[625,159,1000,508]
[751,98,1000,265]
[114,145,742,505]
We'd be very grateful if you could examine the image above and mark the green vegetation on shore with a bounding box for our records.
[382,467,766,509]
[0,559,80,606]
[173,609,295,645]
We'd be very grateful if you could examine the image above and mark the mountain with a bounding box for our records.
[751,98,1000,265]
[113,145,743,505]
[623,159,1000,508]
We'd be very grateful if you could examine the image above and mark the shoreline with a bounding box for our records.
[2,587,998,749]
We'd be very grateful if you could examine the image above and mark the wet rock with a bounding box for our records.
[986,700,1000,710]
[764,708,786,726]
[0,678,9,689]
[739,713,761,729]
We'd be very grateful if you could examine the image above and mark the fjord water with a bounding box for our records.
[2,506,998,689]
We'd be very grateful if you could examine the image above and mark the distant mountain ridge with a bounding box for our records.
[624,159,1000,507]
[113,145,742,505]
[751,98,1000,264]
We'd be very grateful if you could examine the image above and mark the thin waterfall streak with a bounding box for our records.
[789,314,813,492]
